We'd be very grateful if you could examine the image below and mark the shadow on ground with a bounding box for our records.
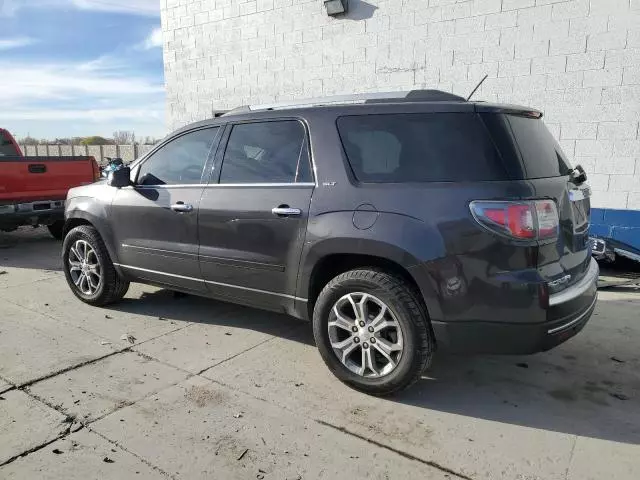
[0,227,61,271]
[3,228,639,446]
[110,287,640,445]
[396,292,640,445]
[109,287,316,347]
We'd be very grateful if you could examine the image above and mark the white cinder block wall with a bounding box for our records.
[161,0,640,211]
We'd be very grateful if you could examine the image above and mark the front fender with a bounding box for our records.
[65,196,119,266]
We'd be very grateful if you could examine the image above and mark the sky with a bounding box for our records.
[0,0,165,140]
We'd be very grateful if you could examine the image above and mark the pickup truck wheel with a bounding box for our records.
[47,221,64,240]
[62,225,129,306]
[313,269,434,396]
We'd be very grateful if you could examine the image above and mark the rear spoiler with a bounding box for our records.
[474,103,543,119]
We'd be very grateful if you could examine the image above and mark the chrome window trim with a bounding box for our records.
[217,118,316,186]
[122,182,315,189]
[204,182,315,188]
[134,125,222,186]
[114,263,308,302]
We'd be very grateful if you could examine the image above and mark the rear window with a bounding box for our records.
[336,113,506,183]
[0,130,19,156]
[481,114,572,179]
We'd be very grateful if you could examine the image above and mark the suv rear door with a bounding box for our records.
[109,126,221,292]
[198,119,314,311]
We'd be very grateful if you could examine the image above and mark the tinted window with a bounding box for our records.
[138,128,218,185]
[505,115,572,179]
[336,113,506,183]
[219,121,312,184]
[0,130,19,156]
[481,114,572,179]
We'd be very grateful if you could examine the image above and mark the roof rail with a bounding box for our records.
[223,90,465,115]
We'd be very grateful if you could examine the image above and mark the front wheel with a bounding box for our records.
[312,269,434,396]
[62,225,129,306]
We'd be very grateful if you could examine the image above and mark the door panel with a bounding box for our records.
[198,119,314,310]
[111,186,205,291]
[198,185,313,306]
[109,126,221,292]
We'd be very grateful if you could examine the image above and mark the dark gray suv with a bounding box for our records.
[62,91,598,395]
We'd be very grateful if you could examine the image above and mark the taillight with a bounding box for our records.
[91,159,100,182]
[470,200,558,241]
[534,200,559,239]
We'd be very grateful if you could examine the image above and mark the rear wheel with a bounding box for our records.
[313,269,434,396]
[62,225,129,306]
[47,220,64,240]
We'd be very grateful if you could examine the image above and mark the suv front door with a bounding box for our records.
[198,119,314,311]
[110,126,221,292]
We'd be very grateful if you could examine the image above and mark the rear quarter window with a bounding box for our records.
[336,113,507,183]
[481,114,572,180]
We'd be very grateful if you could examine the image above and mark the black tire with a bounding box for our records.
[62,225,129,306]
[47,220,64,240]
[313,269,434,396]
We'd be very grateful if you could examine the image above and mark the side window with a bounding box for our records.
[337,113,505,183]
[0,130,19,156]
[137,127,218,186]
[219,121,312,184]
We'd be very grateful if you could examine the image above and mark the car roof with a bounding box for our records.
[172,90,542,134]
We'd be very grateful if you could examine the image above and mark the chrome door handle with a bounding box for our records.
[171,202,193,212]
[272,207,301,217]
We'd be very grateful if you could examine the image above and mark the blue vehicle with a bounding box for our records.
[100,157,124,178]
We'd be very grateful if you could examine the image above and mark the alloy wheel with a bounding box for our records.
[327,292,404,378]
[68,239,101,295]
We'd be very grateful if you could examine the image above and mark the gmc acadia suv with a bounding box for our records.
[62,91,598,395]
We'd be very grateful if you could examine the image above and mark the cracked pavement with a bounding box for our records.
[1,228,639,479]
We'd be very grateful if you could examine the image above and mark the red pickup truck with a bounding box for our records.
[0,128,100,239]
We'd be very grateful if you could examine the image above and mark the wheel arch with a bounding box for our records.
[299,238,441,323]
[64,207,120,270]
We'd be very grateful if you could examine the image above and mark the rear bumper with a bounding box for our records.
[432,258,599,354]
[0,200,65,229]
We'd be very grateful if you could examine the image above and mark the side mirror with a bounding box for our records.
[107,166,132,188]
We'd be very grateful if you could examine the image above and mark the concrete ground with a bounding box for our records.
[1,228,639,480]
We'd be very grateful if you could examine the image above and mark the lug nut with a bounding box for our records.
[354,337,360,343]
[359,321,365,327]
[352,326,358,332]
[368,326,374,333]
[370,337,376,343]
[363,342,369,349]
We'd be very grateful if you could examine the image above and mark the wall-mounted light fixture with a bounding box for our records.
[324,0,347,16]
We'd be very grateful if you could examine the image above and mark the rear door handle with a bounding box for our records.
[171,202,193,213]
[272,206,302,217]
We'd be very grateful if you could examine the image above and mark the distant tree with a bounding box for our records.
[141,136,159,145]
[81,136,113,145]
[113,130,136,144]
[18,135,39,145]
[52,137,82,145]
